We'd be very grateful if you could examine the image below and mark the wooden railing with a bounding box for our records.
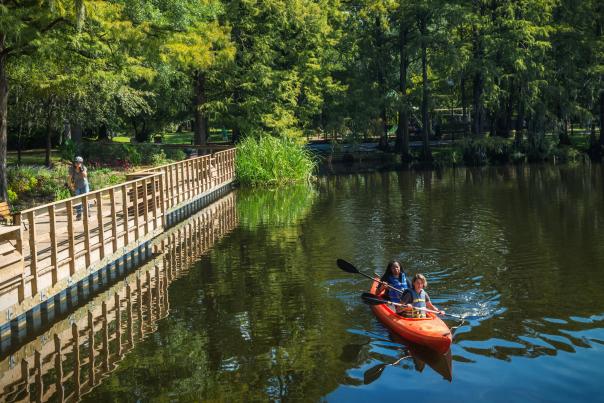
[0,147,235,319]
[0,193,237,402]
[6,173,164,310]
[137,147,236,211]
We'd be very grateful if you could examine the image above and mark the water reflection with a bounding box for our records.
[0,193,237,402]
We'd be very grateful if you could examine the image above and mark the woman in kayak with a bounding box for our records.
[400,274,444,317]
[377,261,411,303]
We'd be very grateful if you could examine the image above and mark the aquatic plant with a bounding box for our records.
[235,135,316,186]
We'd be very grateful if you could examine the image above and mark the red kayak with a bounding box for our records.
[369,281,452,354]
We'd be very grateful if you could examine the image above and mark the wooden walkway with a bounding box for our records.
[0,148,236,319]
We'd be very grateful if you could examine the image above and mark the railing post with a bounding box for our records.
[159,173,166,228]
[133,182,140,239]
[175,162,181,205]
[48,205,58,285]
[121,184,129,245]
[27,210,38,296]
[151,176,158,230]
[109,188,118,253]
[142,177,149,234]
[96,192,105,259]
[82,195,91,268]
[66,200,76,276]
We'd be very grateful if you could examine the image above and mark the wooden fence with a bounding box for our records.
[137,148,236,211]
[1,148,236,318]
[0,193,237,402]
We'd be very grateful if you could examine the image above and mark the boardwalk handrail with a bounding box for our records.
[17,172,161,215]
[0,146,235,323]
[3,172,165,313]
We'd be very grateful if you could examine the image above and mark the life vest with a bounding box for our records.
[408,288,427,318]
[386,273,408,303]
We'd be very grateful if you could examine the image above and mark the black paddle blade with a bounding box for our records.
[361,292,387,305]
[363,363,387,385]
[336,258,359,274]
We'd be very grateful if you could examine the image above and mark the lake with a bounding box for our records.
[4,163,604,402]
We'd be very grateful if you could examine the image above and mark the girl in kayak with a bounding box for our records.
[400,274,445,317]
[377,261,411,303]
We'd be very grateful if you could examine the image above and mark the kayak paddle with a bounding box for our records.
[363,355,410,385]
[336,259,406,295]
[361,292,464,319]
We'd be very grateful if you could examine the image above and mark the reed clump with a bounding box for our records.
[236,136,316,186]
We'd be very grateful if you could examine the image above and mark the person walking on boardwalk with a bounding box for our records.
[68,156,89,220]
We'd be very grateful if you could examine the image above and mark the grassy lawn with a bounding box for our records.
[7,150,62,166]
[112,130,231,145]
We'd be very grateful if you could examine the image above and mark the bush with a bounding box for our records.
[236,135,316,186]
[151,150,169,166]
[461,138,488,166]
[523,134,553,162]
[7,189,18,204]
[163,148,186,161]
[552,146,581,163]
[461,137,514,165]
[433,149,460,168]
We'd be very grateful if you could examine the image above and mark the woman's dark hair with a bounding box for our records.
[380,260,403,283]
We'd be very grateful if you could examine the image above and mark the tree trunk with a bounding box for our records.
[471,23,484,137]
[0,45,8,202]
[419,17,432,161]
[375,17,389,151]
[232,127,241,143]
[193,71,208,146]
[600,91,604,146]
[461,76,469,136]
[515,92,525,145]
[559,117,571,145]
[98,123,109,141]
[45,105,53,168]
[396,26,411,160]
[71,123,82,143]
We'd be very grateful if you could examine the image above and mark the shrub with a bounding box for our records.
[461,138,488,166]
[552,146,581,163]
[163,148,187,161]
[511,151,526,164]
[236,135,316,186]
[7,189,18,204]
[433,149,460,168]
[523,134,553,162]
[151,150,169,166]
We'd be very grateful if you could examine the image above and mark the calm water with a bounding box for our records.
[8,163,604,402]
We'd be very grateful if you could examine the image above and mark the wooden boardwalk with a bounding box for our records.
[0,148,236,320]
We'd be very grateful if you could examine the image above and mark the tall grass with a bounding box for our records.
[236,136,316,186]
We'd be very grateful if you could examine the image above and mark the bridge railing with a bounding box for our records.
[5,173,164,312]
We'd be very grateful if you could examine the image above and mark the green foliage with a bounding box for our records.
[58,139,78,162]
[236,136,316,186]
[151,150,169,166]
[461,137,515,165]
[6,164,126,208]
[552,146,581,163]
[163,148,187,161]
[523,134,554,162]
